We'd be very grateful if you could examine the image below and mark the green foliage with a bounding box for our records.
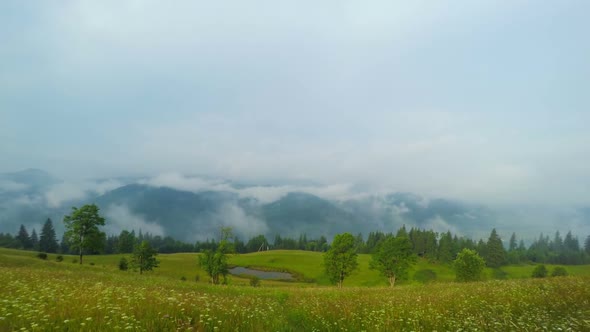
[532,264,548,278]
[117,230,136,254]
[551,266,568,277]
[16,224,32,250]
[131,241,159,274]
[370,236,417,287]
[118,257,129,271]
[39,218,59,253]
[413,269,437,284]
[454,249,485,282]
[63,204,106,264]
[250,276,261,287]
[56,255,63,262]
[324,233,358,287]
[36,252,47,260]
[485,228,507,268]
[199,227,234,284]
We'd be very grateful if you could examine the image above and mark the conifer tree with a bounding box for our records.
[485,228,507,268]
[39,218,59,253]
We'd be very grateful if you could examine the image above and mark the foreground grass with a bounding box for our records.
[1,250,590,331]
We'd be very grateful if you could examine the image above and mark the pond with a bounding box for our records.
[228,266,294,280]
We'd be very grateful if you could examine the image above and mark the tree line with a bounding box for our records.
[2,205,590,267]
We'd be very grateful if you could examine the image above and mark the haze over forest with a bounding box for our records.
[1,2,589,242]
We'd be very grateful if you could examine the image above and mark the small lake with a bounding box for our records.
[229,267,294,280]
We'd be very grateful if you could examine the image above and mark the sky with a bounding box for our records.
[1,1,589,207]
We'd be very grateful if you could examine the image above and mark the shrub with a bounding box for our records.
[551,266,568,277]
[119,257,129,271]
[72,259,78,264]
[56,255,64,262]
[532,265,548,278]
[89,262,95,266]
[413,269,437,284]
[37,252,48,260]
[492,268,508,280]
[250,276,261,287]
[181,276,187,281]
[194,274,200,282]
[454,249,485,282]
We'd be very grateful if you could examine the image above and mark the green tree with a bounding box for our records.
[532,264,548,278]
[551,266,568,277]
[199,227,234,285]
[454,248,485,282]
[131,241,159,274]
[485,229,506,268]
[30,229,39,251]
[63,204,106,264]
[324,233,358,288]
[117,230,136,253]
[39,218,59,253]
[16,224,32,249]
[370,236,417,287]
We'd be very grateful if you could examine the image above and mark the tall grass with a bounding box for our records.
[1,248,590,331]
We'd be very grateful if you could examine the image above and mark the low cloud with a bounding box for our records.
[422,215,461,237]
[103,204,164,236]
[0,180,30,192]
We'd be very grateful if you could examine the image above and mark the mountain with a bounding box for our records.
[1,169,588,243]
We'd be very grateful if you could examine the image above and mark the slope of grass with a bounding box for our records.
[1,249,590,331]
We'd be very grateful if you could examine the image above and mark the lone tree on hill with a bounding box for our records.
[63,204,106,264]
[39,218,59,253]
[324,232,358,288]
[370,235,417,287]
[200,227,234,284]
[454,248,485,282]
[131,241,159,274]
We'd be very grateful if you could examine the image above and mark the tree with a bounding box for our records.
[130,241,159,274]
[39,218,59,253]
[199,227,234,285]
[551,266,568,277]
[324,233,358,288]
[532,264,548,278]
[63,204,106,264]
[370,236,417,287]
[454,248,485,282]
[117,230,136,253]
[30,229,39,251]
[485,229,506,268]
[16,224,32,249]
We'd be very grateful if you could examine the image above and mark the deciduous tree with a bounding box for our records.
[370,235,417,287]
[131,241,159,274]
[63,204,106,264]
[324,232,358,288]
[454,248,485,282]
[199,227,234,284]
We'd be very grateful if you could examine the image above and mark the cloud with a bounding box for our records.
[422,215,461,237]
[0,180,30,192]
[207,203,268,240]
[103,204,164,236]
[44,183,88,208]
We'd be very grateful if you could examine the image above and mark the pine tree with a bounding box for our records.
[485,229,507,268]
[39,218,59,253]
[508,232,517,252]
[16,225,32,249]
[30,229,39,251]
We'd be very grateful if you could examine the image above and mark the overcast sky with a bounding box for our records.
[1,1,589,206]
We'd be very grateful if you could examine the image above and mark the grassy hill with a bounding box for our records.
[1,247,590,331]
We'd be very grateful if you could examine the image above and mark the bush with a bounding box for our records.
[89,262,95,266]
[250,276,261,287]
[194,274,200,282]
[413,269,437,284]
[492,268,508,280]
[37,252,48,260]
[56,255,64,262]
[72,259,78,264]
[181,276,187,281]
[551,266,568,277]
[454,249,485,282]
[532,265,548,278]
[119,257,129,271]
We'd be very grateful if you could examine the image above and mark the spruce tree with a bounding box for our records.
[16,224,32,249]
[485,228,507,268]
[30,229,39,251]
[39,218,59,253]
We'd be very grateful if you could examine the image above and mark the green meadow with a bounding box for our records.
[1,247,590,331]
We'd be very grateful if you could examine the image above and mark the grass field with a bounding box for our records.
[1,248,590,331]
